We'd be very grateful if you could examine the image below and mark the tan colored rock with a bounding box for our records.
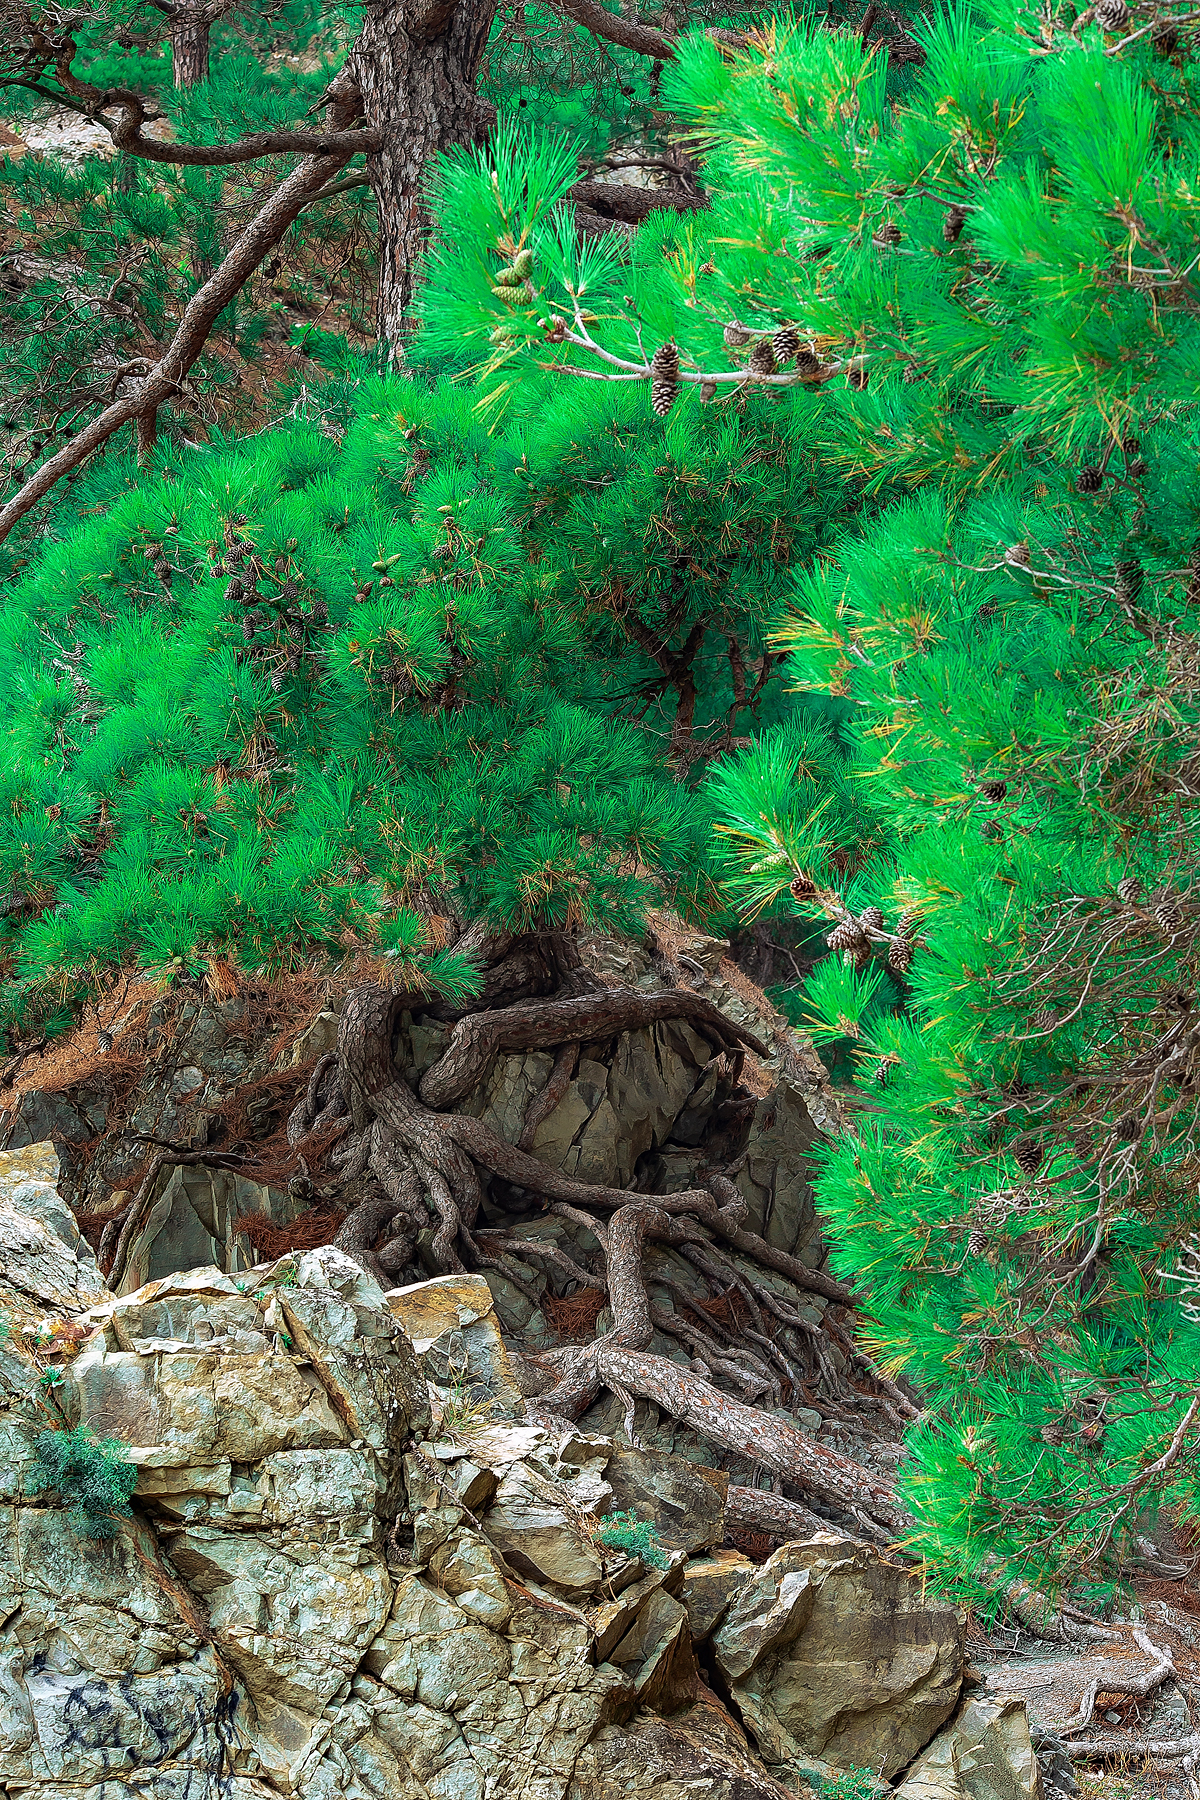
[289,1010,341,1065]
[716,1538,964,1779]
[139,1446,384,1538]
[72,1339,346,1466]
[714,1560,815,1683]
[680,1548,755,1644]
[0,1141,106,1321]
[897,1697,1043,1800]
[483,1463,604,1595]
[385,1271,524,1418]
[606,1586,698,1712]
[589,1551,687,1661]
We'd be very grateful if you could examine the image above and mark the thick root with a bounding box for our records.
[289,971,901,1538]
[726,1484,863,1546]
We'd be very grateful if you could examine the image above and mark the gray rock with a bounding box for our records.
[0,1141,106,1321]
[897,1696,1043,1800]
[604,1446,728,1554]
[715,1537,965,1779]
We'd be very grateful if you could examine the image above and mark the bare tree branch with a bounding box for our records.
[568,178,708,223]
[0,74,365,546]
[544,0,676,61]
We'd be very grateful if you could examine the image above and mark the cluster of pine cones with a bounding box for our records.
[649,324,819,416]
[824,906,917,973]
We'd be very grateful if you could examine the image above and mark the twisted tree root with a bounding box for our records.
[1049,1627,1175,1734]
[726,1484,864,1546]
[285,972,898,1535]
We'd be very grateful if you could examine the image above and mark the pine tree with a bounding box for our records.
[425,0,1200,1597]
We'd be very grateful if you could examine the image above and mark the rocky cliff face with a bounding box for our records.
[0,1146,1042,1800]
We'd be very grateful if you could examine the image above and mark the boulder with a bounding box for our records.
[606,1586,699,1713]
[570,1689,799,1800]
[589,1552,687,1661]
[482,1462,605,1595]
[603,1445,728,1554]
[385,1271,524,1418]
[680,1549,755,1643]
[0,1141,106,1321]
[713,1537,964,1779]
[896,1697,1043,1800]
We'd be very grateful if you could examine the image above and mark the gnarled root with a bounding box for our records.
[726,1483,865,1546]
[1049,1627,1175,1734]
[286,969,903,1542]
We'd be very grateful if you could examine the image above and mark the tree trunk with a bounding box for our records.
[349,0,499,349]
[172,13,211,87]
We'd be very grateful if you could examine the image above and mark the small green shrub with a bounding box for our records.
[815,1769,882,1800]
[31,1426,138,1539]
[597,1510,670,1570]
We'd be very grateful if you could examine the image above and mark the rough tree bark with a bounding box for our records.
[348,0,501,343]
[170,12,212,87]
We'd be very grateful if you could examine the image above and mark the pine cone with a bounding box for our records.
[1032,1006,1055,1031]
[789,872,818,898]
[96,1029,113,1053]
[748,340,778,379]
[772,325,801,366]
[1115,558,1144,606]
[1152,20,1178,51]
[1076,465,1104,493]
[874,1056,896,1084]
[1004,543,1032,566]
[860,906,885,930]
[874,222,902,247]
[846,360,869,390]
[888,936,914,974]
[1041,1421,1068,1448]
[903,362,928,383]
[826,919,867,952]
[896,911,917,937]
[1156,893,1183,933]
[723,321,752,348]
[1117,876,1142,903]
[980,779,1007,801]
[1014,1137,1044,1176]
[270,671,285,694]
[1115,1111,1142,1141]
[943,204,968,242]
[650,342,680,417]
[241,617,255,642]
[968,1228,989,1256]
[1127,457,1148,478]
[796,349,821,377]
[1093,0,1130,29]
